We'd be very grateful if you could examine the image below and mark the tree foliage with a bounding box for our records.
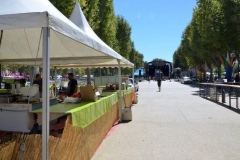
[152,58,165,62]
[173,0,240,78]
[116,16,132,58]
[80,0,100,32]
[50,0,75,18]
[95,0,119,52]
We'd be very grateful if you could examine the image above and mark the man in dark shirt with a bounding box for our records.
[157,77,162,92]
[67,73,78,97]
[33,74,42,94]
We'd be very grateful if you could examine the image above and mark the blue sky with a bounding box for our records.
[114,0,197,63]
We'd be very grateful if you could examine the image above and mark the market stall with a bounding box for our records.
[0,0,134,159]
[0,88,133,159]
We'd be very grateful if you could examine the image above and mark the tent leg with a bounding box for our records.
[87,68,91,85]
[42,27,50,160]
[0,64,1,89]
[30,66,34,85]
[54,66,57,97]
[132,66,135,98]
[118,60,122,122]
[132,67,135,86]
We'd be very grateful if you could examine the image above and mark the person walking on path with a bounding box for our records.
[148,77,151,84]
[157,77,162,91]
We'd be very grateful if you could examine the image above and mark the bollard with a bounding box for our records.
[222,89,225,103]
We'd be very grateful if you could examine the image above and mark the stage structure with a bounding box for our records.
[146,60,173,78]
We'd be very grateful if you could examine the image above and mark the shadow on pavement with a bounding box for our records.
[191,90,200,96]
[188,83,199,88]
[201,97,240,115]
[120,120,132,124]
[173,80,199,89]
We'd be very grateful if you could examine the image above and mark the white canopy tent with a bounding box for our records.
[0,0,133,159]
[53,2,133,69]
[0,0,133,67]
[56,2,135,93]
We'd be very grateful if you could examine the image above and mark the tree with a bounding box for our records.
[174,0,227,80]
[95,0,118,51]
[50,0,75,17]
[173,50,188,70]
[152,58,165,62]
[116,16,132,58]
[80,0,100,32]
[129,42,135,64]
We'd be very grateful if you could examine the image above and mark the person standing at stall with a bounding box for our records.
[157,77,162,91]
[67,73,78,97]
[33,74,42,95]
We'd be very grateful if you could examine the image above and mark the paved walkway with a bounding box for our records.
[92,80,240,160]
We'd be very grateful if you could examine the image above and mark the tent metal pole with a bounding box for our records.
[42,27,50,160]
[132,66,135,86]
[0,64,2,89]
[73,68,75,78]
[117,60,122,121]
[132,66,135,101]
[54,66,57,97]
[30,66,34,85]
[87,68,91,85]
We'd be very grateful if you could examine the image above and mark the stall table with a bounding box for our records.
[0,88,134,160]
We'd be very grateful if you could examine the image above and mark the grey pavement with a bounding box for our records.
[92,80,240,160]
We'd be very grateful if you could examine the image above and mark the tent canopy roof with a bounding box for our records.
[0,0,133,68]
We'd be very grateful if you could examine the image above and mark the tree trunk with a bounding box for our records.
[105,68,108,76]
[218,64,221,79]
[210,68,213,82]
[237,51,239,80]
[203,68,206,82]
[98,68,101,77]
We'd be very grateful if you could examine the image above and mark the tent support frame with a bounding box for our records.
[117,60,122,121]
[54,66,57,97]
[132,67,135,101]
[42,27,50,160]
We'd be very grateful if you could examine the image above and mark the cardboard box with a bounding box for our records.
[80,85,98,102]
[122,77,129,83]
[115,83,126,90]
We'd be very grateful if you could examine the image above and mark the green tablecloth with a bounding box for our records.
[122,87,133,95]
[31,88,132,128]
[2,79,14,83]
[69,92,118,128]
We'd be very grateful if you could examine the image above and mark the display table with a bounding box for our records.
[30,88,133,128]
[31,92,118,128]
[1,88,134,160]
[0,99,58,132]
